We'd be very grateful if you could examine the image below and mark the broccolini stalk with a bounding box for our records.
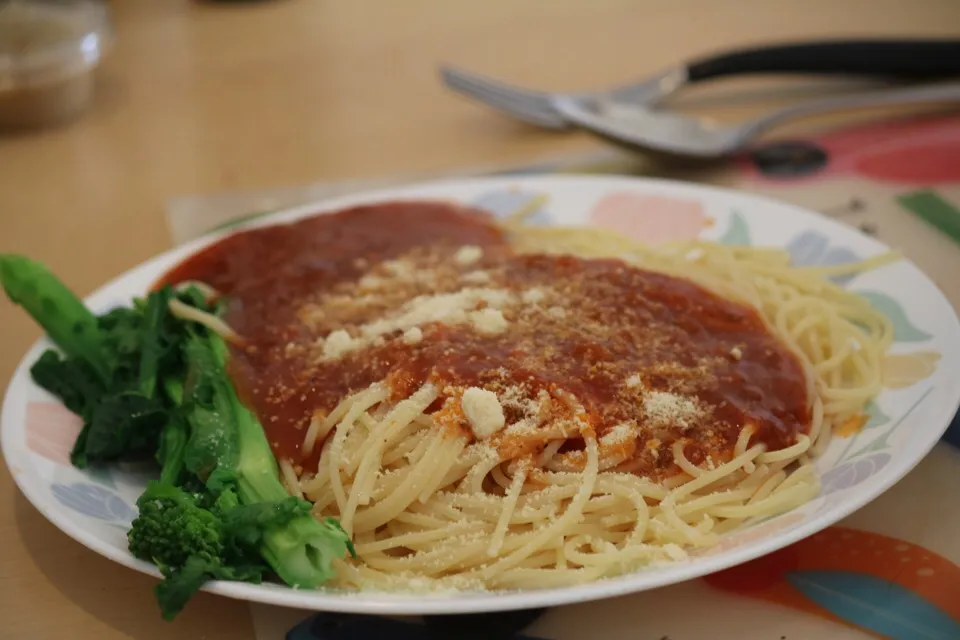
[137,287,174,398]
[157,417,188,487]
[157,378,187,486]
[0,254,111,384]
[182,333,241,492]
[181,329,354,588]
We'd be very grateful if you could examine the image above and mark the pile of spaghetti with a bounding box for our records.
[164,200,894,592]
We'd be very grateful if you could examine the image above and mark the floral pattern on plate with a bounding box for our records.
[883,352,942,388]
[784,230,861,284]
[471,189,551,224]
[587,193,710,243]
[50,482,136,525]
[26,401,82,466]
[819,452,891,497]
[718,211,751,245]
[858,291,933,343]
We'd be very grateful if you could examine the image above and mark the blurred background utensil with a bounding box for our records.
[551,82,960,157]
[441,39,960,130]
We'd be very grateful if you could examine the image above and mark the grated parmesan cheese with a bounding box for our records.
[312,288,519,359]
[360,287,512,339]
[358,274,385,290]
[322,329,358,360]
[500,385,545,421]
[469,308,508,334]
[643,391,703,429]
[403,326,423,345]
[625,374,643,389]
[462,387,505,439]
[466,442,501,462]
[461,270,492,284]
[730,346,743,360]
[454,245,483,265]
[547,306,567,319]
[600,423,635,446]
[383,259,415,278]
[522,288,546,304]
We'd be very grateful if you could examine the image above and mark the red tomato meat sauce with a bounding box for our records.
[158,201,810,481]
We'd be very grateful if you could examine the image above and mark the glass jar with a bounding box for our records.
[0,0,112,131]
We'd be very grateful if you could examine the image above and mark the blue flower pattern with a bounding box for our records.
[718,211,751,245]
[51,482,137,525]
[471,189,551,225]
[819,452,891,497]
[785,230,862,284]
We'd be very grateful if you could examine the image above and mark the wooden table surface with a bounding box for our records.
[2,1,959,638]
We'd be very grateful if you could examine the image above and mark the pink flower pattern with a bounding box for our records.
[26,401,82,465]
[588,193,709,243]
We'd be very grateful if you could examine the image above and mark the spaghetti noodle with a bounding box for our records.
[159,200,893,592]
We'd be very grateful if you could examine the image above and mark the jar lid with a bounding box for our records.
[0,0,112,90]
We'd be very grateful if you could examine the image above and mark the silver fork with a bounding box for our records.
[440,39,960,129]
[440,65,683,129]
[551,82,960,158]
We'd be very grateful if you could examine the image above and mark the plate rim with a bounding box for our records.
[4,173,960,615]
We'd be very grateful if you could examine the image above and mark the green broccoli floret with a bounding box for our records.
[128,480,324,620]
[127,481,272,620]
[128,483,224,569]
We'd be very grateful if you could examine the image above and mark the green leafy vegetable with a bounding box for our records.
[29,350,104,418]
[0,253,354,620]
[84,391,168,462]
[155,555,264,621]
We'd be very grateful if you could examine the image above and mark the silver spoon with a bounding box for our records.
[551,82,960,158]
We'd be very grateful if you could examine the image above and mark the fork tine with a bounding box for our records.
[440,67,554,113]
[439,66,570,129]
[440,68,562,127]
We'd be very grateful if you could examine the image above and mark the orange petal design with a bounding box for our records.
[26,401,83,465]
[882,351,941,389]
[588,193,708,243]
[704,527,960,629]
[835,413,868,438]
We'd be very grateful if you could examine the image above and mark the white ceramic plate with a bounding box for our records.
[4,176,959,615]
